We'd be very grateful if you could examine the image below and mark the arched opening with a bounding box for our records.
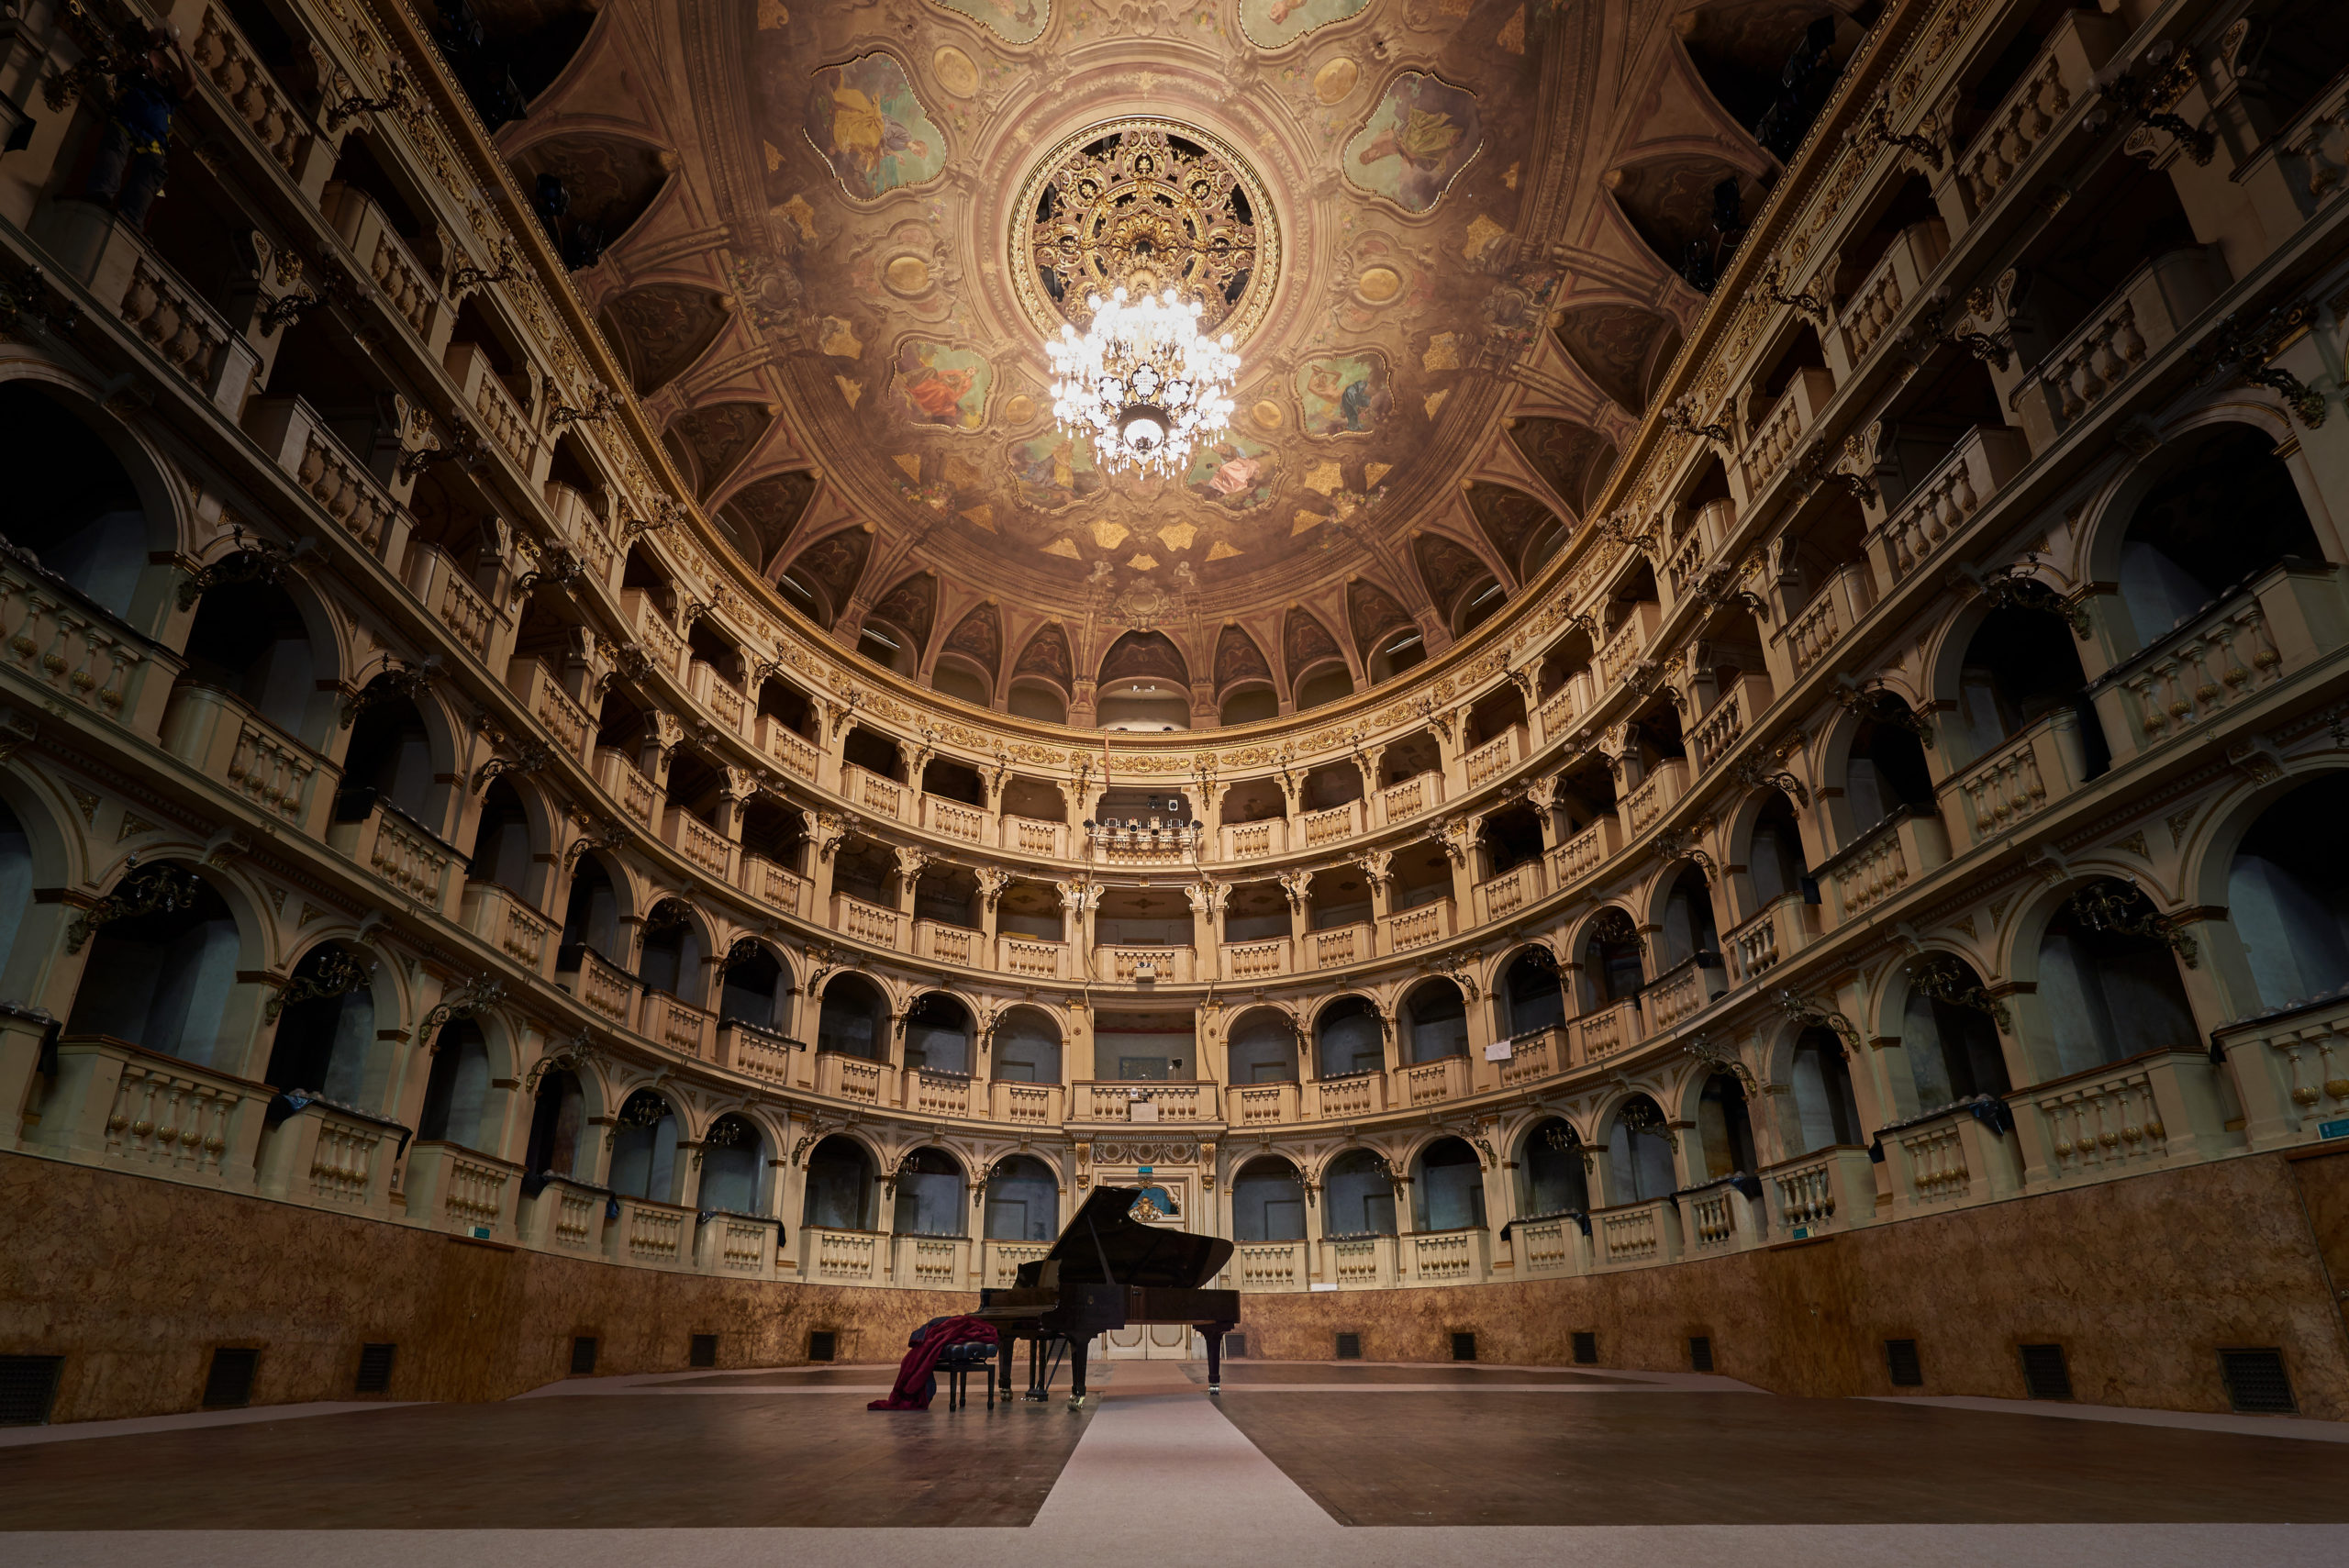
[1607,1096,1677,1202]
[1314,995,1385,1079]
[1477,803,1545,880]
[0,798,33,981]
[1411,1137,1486,1230]
[1843,704,1936,836]
[1501,948,1566,1035]
[2117,424,2321,639]
[1323,1149,1397,1237]
[856,619,919,675]
[635,898,704,1006]
[1696,1072,1757,1178]
[1400,979,1468,1063]
[1900,956,2012,1108]
[334,687,436,826]
[802,1135,876,1230]
[992,1006,1063,1083]
[262,942,379,1104]
[718,942,787,1031]
[65,864,240,1069]
[607,1089,679,1202]
[0,384,151,617]
[1787,1029,1864,1153]
[557,853,622,966]
[2228,774,2349,1010]
[892,1148,965,1237]
[2037,884,2201,1075]
[904,992,972,1075]
[1657,862,1720,968]
[1009,679,1069,724]
[1579,910,1647,1011]
[467,779,533,896]
[1294,662,1354,713]
[816,973,888,1060]
[1747,795,1811,908]
[1522,1118,1589,1215]
[699,1114,766,1215]
[417,1019,493,1151]
[522,1067,585,1177]
[930,659,993,706]
[757,674,818,742]
[1231,1156,1307,1242]
[1957,605,2103,773]
[180,575,316,738]
[1227,1009,1298,1084]
[984,1154,1059,1241]
[1453,576,1506,636]
[1365,628,1426,684]
[1219,684,1278,725]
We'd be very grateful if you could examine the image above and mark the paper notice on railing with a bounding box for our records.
[1485,1040,1514,1061]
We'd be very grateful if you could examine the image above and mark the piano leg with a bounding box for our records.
[1204,1325,1224,1396]
[1067,1335,1089,1408]
[1023,1332,1047,1401]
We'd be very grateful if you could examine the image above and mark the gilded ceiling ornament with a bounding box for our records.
[1012,119,1281,346]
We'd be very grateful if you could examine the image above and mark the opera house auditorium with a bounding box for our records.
[2,0,2349,1561]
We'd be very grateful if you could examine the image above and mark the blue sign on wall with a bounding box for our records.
[2320,1118,2349,1141]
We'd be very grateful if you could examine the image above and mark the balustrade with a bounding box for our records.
[894,1233,969,1288]
[403,1141,518,1238]
[832,892,902,950]
[322,183,444,350]
[1554,817,1620,885]
[1950,710,2090,847]
[716,1019,798,1088]
[909,1069,975,1118]
[33,1036,259,1186]
[2095,569,2309,762]
[459,880,553,975]
[404,543,494,662]
[1764,1145,1876,1240]
[1300,800,1360,848]
[1303,923,1369,970]
[1230,1081,1297,1127]
[1821,806,1949,924]
[739,852,806,917]
[510,657,589,760]
[1380,771,1439,823]
[1475,860,1543,925]
[842,762,904,819]
[1725,892,1818,985]
[662,806,733,881]
[1622,759,1687,836]
[1953,9,2118,216]
[1570,997,1642,1066]
[1497,1028,1557,1087]
[1738,366,1834,498]
[1831,219,1947,372]
[807,1226,882,1283]
[1462,726,1522,789]
[559,945,638,1028]
[817,1051,892,1106]
[1220,818,1285,859]
[1512,1216,1579,1275]
[257,1096,397,1216]
[1596,1197,1680,1268]
[595,747,660,828]
[1886,1101,2024,1215]
[1383,898,1452,953]
[1642,954,1725,1035]
[518,1175,604,1253]
[641,991,713,1059]
[1233,1239,1308,1291]
[1780,563,1873,682]
[186,0,317,177]
[1004,814,1066,857]
[989,1080,1064,1125]
[1222,937,1291,980]
[761,717,820,781]
[1867,426,2029,581]
[247,397,401,555]
[701,1214,778,1277]
[328,798,457,915]
[1409,1227,1486,1284]
[1313,1072,1385,1119]
[1323,1233,1396,1288]
[914,919,981,967]
[2015,1048,2232,1184]
[610,1195,689,1268]
[1101,944,1193,983]
[984,1240,1050,1286]
[2022,249,2227,435]
[119,248,239,405]
[0,553,156,727]
[158,684,327,829]
[1398,1054,1467,1106]
[1683,1183,1748,1256]
[1075,1082,1211,1123]
[686,661,747,735]
[998,936,1065,980]
[924,794,989,844]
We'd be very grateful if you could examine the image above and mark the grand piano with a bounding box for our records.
[975,1184,1240,1406]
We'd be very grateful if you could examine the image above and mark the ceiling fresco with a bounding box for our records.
[500,0,1858,713]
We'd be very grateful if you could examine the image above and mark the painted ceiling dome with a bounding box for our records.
[507,0,1845,715]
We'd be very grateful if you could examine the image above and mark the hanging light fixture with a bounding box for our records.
[1047,285,1240,479]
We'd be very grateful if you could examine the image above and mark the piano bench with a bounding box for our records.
[939,1344,996,1412]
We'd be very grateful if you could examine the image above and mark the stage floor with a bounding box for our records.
[6,1358,2348,1565]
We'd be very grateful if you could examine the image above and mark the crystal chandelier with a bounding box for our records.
[1047,286,1240,478]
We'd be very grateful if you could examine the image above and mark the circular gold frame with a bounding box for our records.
[1008,117,1283,350]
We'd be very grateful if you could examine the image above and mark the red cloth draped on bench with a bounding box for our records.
[867,1315,998,1410]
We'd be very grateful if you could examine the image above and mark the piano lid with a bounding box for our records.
[1032,1186,1234,1289]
